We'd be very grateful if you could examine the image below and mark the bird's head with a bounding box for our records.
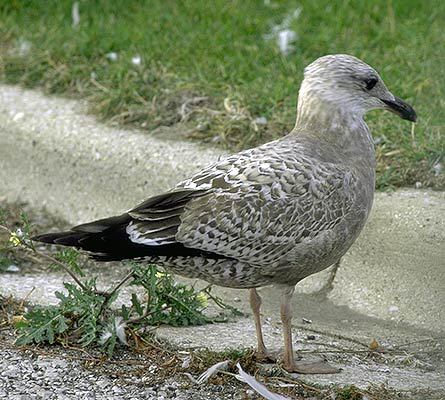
[297,54,417,123]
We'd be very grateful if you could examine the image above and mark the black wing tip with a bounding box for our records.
[72,213,130,233]
[31,232,64,244]
[31,231,87,246]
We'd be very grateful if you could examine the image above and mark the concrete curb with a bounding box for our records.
[0,85,225,223]
[1,84,444,333]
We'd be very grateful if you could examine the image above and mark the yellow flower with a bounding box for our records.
[155,270,166,279]
[196,292,208,308]
[9,232,21,247]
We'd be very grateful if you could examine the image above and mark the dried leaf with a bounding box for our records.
[369,338,379,351]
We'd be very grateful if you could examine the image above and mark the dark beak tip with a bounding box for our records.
[404,110,417,123]
[382,97,417,123]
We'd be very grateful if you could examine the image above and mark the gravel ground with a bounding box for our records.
[0,348,245,399]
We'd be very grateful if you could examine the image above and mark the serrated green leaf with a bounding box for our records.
[15,308,68,346]
[121,304,129,320]
[131,293,143,316]
[54,249,85,276]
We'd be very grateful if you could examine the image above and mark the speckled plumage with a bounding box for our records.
[128,133,371,288]
[34,54,416,373]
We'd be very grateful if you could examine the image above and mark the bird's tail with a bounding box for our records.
[32,213,222,262]
[32,213,148,261]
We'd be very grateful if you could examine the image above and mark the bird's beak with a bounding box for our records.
[380,96,417,122]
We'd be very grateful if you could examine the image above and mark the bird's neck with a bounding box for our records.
[293,96,376,172]
[295,91,365,132]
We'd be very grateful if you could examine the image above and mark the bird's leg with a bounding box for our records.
[280,285,340,374]
[317,259,341,295]
[280,285,297,370]
[249,288,274,361]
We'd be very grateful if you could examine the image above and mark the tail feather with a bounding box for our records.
[32,231,89,246]
[71,213,130,233]
[32,215,226,262]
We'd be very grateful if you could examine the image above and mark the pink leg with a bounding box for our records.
[249,288,268,358]
[280,285,340,374]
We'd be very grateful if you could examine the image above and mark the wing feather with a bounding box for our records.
[171,138,360,266]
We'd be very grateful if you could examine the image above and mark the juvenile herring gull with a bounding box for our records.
[34,54,416,373]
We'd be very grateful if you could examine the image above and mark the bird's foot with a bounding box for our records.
[254,348,281,364]
[283,360,340,374]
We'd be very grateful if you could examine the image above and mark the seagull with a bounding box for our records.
[33,54,416,373]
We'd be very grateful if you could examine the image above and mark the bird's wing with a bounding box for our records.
[125,188,209,246]
[128,139,359,266]
[33,188,223,261]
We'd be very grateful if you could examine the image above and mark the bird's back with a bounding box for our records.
[165,132,374,285]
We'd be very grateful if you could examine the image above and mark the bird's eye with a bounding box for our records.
[364,77,378,91]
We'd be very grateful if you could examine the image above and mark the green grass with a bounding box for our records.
[1,0,444,189]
